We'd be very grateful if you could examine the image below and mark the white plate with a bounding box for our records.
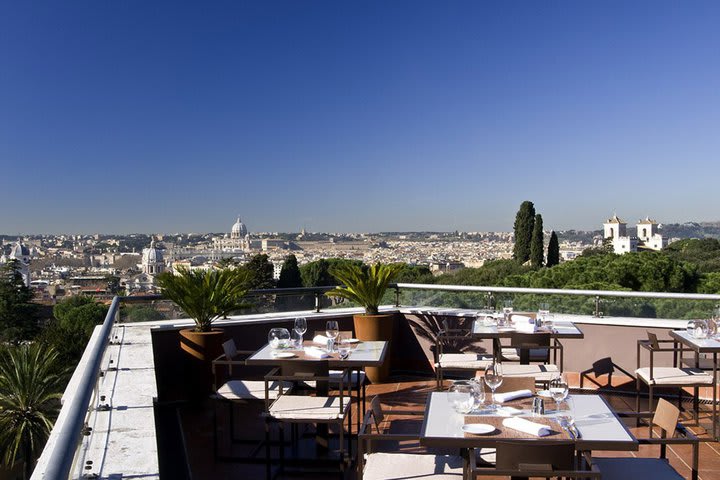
[271,352,296,358]
[537,390,553,398]
[344,338,360,343]
[462,424,495,435]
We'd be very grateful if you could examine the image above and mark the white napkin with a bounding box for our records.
[494,389,534,403]
[313,335,330,345]
[513,315,536,333]
[304,346,330,358]
[502,417,550,437]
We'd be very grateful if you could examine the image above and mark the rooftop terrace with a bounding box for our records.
[30,284,720,479]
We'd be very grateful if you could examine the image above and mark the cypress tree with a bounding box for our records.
[530,214,544,268]
[277,254,302,288]
[546,231,560,267]
[512,201,535,264]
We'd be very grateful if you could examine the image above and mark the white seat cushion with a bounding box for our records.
[437,353,494,370]
[636,367,713,386]
[363,452,464,480]
[593,458,685,480]
[269,395,350,420]
[216,380,291,401]
[502,364,559,382]
[500,347,549,362]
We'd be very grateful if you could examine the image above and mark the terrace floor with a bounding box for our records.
[178,374,720,480]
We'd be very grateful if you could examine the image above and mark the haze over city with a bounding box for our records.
[2,1,720,234]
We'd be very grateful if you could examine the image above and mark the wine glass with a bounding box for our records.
[502,300,514,327]
[326,320,339,352]
[484,362,503,410]
[549,375,569,413]
[293,317,307,343]
[448,382,475,414]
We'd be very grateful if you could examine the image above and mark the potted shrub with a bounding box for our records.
[156,267,250,395]
[326,262,404,382]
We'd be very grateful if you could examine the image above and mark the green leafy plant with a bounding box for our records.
[0,344,69,479]
[326,262,404,315]
[156,267,251,332]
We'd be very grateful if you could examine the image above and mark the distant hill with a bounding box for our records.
[661,222,720,239]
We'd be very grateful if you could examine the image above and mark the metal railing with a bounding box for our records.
[31,283,720,479]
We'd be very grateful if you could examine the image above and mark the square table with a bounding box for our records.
[420,392,638,452]
[472,318,584,339]
[668,329,719,438]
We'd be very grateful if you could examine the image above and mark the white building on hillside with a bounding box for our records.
[603,214,667,254]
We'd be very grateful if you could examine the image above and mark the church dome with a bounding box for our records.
[142,240,164,265]
[231,217,248,238]
[10,241,30,258]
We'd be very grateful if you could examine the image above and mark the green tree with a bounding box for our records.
[546,231,560,267]
[216,257,239,270]
[243,254,275,290]
[512,201,535,264]
[123,305,165,323]
[277,254,303,288]
[0,260,38,343]
[300,259,335,287]
[41,296,109,364]
[0,344,69,479]
[530,214,544,268]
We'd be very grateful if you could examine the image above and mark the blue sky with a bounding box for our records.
[1,1,719,234]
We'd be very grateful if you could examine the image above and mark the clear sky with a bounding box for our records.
[1,1,719,234]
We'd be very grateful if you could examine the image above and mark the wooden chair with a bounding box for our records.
[263,360,353,479]
[471,440,600,479]
[593,398,699,480]
[635,332,713,422]
[498,332,564,387]
[358,397,464,480]
[435,322,493,390]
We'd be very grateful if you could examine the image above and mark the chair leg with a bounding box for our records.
[265,419,271,480]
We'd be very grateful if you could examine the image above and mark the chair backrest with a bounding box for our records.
[652,398,679,438]
[491,376,536,393]
[222,339,237,360]
[281,359,330,378]
[496,440,575,472]
[646,331,660,350]
[368,396,385,433]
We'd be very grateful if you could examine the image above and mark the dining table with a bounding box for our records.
[420,391,638,453]
[668,329,719,438]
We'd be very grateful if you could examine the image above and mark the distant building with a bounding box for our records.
[0,239,31,286]
[603,214,667,254]
[429,261,465,275]
[126,240,165,293]
[213,217,251,252]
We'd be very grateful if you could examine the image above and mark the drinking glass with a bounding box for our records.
[538,303,550,325]
[484,362,503,410]
[502,300,514,327]
[268,328,290,350]
[294,317,307,337]
[336,333,351,359]
[557,396,576,436]
[694,319,709,339]
[326,320,339,352]
[469,378,486,409]
[549,375,569,413]
[448,382,475,415]
[687,320,697,336]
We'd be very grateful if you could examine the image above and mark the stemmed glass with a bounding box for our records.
[538,303,550,325]
[484,361,503,410]
[336,333,351,359]
[502,300,514,327]
[549,375,569,413]
[293,317,307,346]
[326,320,339,352]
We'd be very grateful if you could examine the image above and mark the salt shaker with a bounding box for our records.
[532,397,545,416]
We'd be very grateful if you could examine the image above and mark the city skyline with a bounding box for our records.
[2,2,720,234]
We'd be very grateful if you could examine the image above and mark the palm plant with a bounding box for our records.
[0,344,69,480]
[156,267,251,332]
[326,262,404,314]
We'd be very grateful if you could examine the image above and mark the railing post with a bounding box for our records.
[395,285,400,307]
[315,291,321,313]
[594,295,602,318]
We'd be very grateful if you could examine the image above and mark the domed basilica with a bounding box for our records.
[213,217,251,252]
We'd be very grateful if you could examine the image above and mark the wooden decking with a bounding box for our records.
[179,376,720,479]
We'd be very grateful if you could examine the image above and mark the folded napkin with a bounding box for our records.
[502,417,550,437]
[513,315,536,333]
[304,346,330,358]
[494,389,534,403]
[313,335,330,345]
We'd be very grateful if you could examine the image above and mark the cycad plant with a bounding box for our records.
[156,267,251,332]
[326,262,404,315]
[0,344,69,480]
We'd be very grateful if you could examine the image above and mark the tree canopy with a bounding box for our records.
[0,260,38,344]
[512,201,535,264]
[530,213,544,268]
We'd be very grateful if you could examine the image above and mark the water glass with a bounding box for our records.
[294,317,307,337]
[484,362,503,410]
[290,329,302,349]
[538,303,550,324]
[687,320,697,336]
[502,300,514,326]
[448,382,475,415]
[557,397,576,435]
[549,375,569,412]
[336,333,351,359]
[694,319,709,339]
